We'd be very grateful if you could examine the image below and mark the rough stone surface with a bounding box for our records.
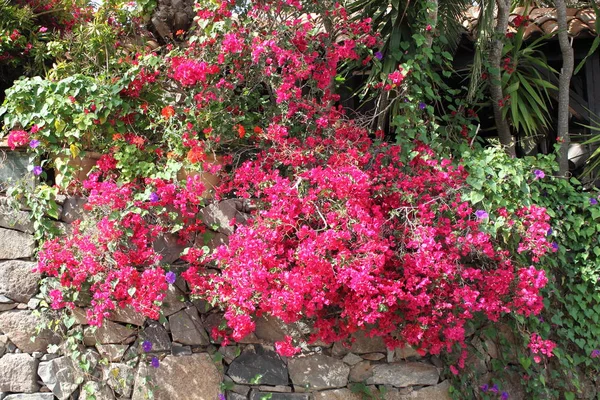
[171,344,192,356]
[103,363,135,397]
[0,260,39,303]
[258,385,292,393]
[349,361,373,382]
[249,392,310,400]
[38,356,83,400]
[60,197,87,223]
[288,354,349,391]
[362,353,385,361]
[228,345,289,386]
[0,228,35,259]
[198,199,250,236]
[108,305,146,326]
[3,395,55,400]
[0,353,39,393]
[365,363,439,387]
[84,320,135,345]
[140,321,171,352]
[253,316,309,343]
[96,344,128,362]
[0,303,16,312]
[332,331,388,356]
[0,335,7,357]
[169,308,209,346]
[79,382,116,400]
[0,310,60,353]
[395,346,422,360]
[132,353,222,400]
[227,393,247,400]
[161,284,186,317]
[153,232,186,264]
[0,206,34,233]
[387,380,451,400]
[314,389,363,400]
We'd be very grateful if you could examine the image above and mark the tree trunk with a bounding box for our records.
[556,0,574,177]
[489,0,515,157]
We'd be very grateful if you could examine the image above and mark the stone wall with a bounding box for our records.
[0,196,502,400]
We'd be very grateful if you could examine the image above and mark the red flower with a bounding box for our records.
[161,106,175,119]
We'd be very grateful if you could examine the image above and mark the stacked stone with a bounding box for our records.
[0,197,501,400]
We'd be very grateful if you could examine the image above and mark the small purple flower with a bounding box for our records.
[533,169,545,179]
[149,192,160,202]
[142,340,153,352]
[150,356,160,368]
[218,394,226,400]
[475,210,489,219]
[165,271,176,284]
[552,242,559,251]
[591,197,598,205]
[591,349,600,358]
[374,51,383,60]
[418,102,426,110]
[29,139,40,148]
[480,384,489,392]
[501,391,509,400]
[32,166,43,176]
[547,228,553,236]
[489,384,499,394]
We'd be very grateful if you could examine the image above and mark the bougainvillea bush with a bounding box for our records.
[2,0,558,373]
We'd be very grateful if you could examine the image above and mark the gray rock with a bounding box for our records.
[0,228,35,259]
[228,345,289,386]
[139,321,171,352]
[288,354,349,391]
[365,362,439,387]
[253,316,310,343]
[169,308,210,346]
[219,346,240,364]
[171,344,192,356]
[83,320,135,345]
[38,356,83,399]
[386,380,451,399]
[132,354,222,400]
[198,199,250,236]
[40,354,59,361]
[249,391,309,400]
[342,353,363,366]
[79,381,116,400]
[0,206,34,233]
[332,331,388,356]
[108,305,146,326]
[161,284,186,317]
[227,393,247,400]
[0,260,39,302]
[60,197,87,223]
[0,295,13,303]
[314,389,363,400]
[362,353,385,361]
[395,346,422,360]
[3,395,55,400]
[258,385,292,392]
[0,353,39,392]
[0,310,61,353]
[103,363,135,397]
[153,232,187,264]
[0,335,7,357]
[349,361,373,382]
[96,344,128,362]
[0,303,16,312]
